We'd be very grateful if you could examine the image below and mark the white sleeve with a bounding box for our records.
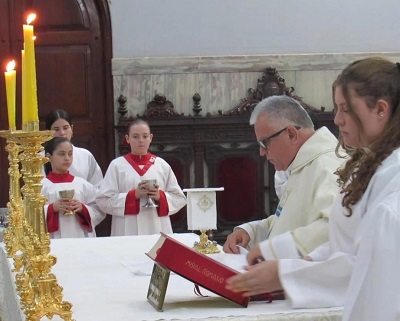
[237,216,275,250]
[279,251,355,308]
[307,242,331,261]
[96,160,129,216]
[87,154,103,187]
[343,195,400,321]
[259,231,300,259]
[82,181,106,227]
[162,166,186,215]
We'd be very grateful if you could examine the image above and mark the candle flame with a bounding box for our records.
[33,36,36,41]
[27,13,36,25]
[6,60,16,72]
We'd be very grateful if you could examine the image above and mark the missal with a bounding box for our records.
[146,233,250,307]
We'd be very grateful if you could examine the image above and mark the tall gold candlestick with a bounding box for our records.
[11,129,75,321]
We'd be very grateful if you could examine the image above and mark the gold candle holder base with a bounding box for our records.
[16,254,74,321]
[193,229,220,254]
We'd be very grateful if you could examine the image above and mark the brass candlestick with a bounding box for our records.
[0,130,28,271]
[17,130,51,239]
[1,126,75,321]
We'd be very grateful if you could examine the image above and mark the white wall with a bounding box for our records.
[110,0,400,58]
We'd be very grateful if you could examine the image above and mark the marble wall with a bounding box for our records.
[112,52,400,122]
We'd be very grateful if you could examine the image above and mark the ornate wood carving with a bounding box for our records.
[117,94,128,118]
[224,67,324,116]
[143,93,182,118]
[192,92,202,116]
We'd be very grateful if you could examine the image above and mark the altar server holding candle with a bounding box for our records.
[41,137,105,238]
[96,119,186,236]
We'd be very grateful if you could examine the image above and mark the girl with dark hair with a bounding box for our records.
[41,137,105,238]
[96,119,186,236]
[44,109,103,187]
[226,57,400,321]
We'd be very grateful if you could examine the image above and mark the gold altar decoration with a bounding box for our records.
[183,188,224,254]
[192,194,220,254]
[0,128,75,321]
[193,229,220,254]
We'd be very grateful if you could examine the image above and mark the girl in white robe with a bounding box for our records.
[41,137,105,238]
[96,119,186,236]
[44,109,103,187]
[226,57,400,321]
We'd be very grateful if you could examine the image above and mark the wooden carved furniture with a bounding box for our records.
[115,67,336,243]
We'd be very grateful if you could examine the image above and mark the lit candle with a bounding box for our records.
[21,49,28,126]
[31,36,38,122]
[5,60,16,129]
[22,13,38,123]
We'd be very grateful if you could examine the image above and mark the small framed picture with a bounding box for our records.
[147,263,170,311]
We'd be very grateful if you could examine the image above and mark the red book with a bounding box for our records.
[146,233,249,307]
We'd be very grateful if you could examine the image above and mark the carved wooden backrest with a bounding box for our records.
[224,67,324,116]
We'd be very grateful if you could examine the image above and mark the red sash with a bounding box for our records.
[123,153,157,176]
[46,171,74,183]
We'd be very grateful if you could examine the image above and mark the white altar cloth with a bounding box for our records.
[0,234,342,321]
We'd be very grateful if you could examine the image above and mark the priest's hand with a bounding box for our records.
[225,260,282,297]
[246,245,264,265]
[223,228,250,254]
